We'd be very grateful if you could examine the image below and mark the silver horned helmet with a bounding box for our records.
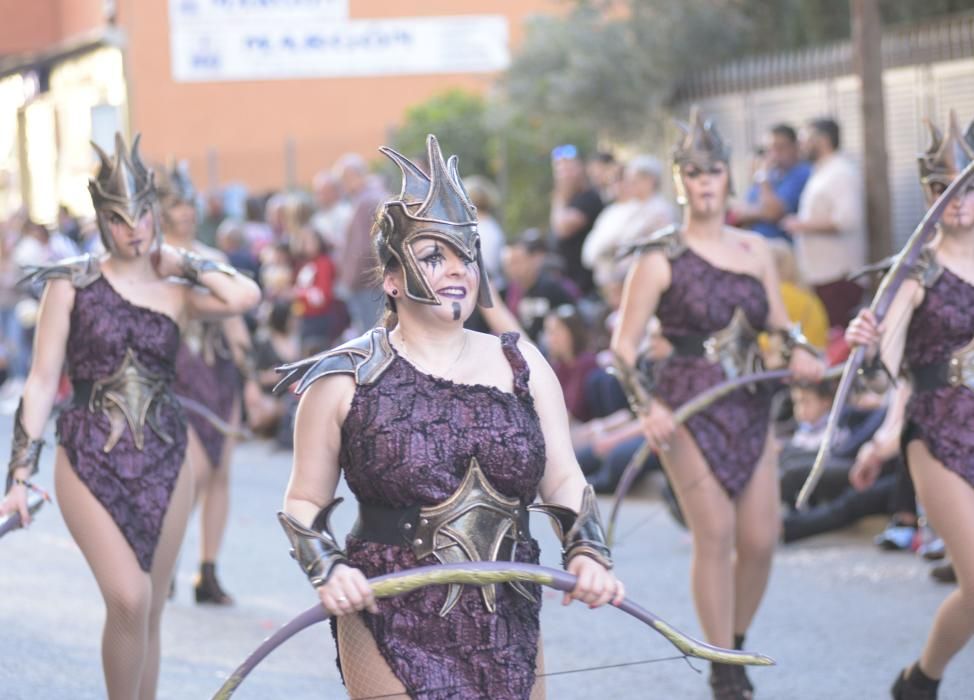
[161,161,197,208]
[88,132,162,254]
[376,134,492,307]
[671,106,733,204]
[918,109,974,204]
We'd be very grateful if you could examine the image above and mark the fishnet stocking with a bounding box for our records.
[55,447,194,700]
[336,614,546,699]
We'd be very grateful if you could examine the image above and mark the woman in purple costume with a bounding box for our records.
[848,111,974,700]
[611,109,822,700]
[276,135,621,699]
[159,168,254,605]
[0,134,260,699]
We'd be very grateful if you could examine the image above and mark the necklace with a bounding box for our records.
[397,329,468,379]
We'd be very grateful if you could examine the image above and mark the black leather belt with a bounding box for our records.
[72,380,94,406]
[665,334,710,358]
[350,500,532,547]
[911,362,953,392]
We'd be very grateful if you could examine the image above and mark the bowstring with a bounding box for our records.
[351,654,699,699]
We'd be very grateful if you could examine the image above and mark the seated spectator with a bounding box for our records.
[730,123,811,243]
[291,226,347,355]
[216,219,260,279]
[768,240,829,349]
[543,304,599,423]
[502,228,577,341]
[779,378,885,508]
[246,300,300,437]
[783,383,916,543]
[582,154,676,289]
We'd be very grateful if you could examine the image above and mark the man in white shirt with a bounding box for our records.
[782,118,866,327]
[582,154,676,289]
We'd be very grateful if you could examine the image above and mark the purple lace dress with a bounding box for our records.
[338,332,545,699]
[172,324,241,469]
[653,249,772,496]
[903,267,974,485]
[56,276,188,572]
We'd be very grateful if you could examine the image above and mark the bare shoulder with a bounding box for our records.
[43,276,77,306]
[725,226,771,255]
[296,371,357,426]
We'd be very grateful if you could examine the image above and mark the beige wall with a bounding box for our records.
[120,0,560,192]
[0,0,103,54]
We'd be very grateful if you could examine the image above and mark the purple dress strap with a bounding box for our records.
[499,332,531,398]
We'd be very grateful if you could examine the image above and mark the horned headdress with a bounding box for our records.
[88,133,162,254]
[376,135,492,307]
[671,106,733,203]
[918,109,974,204]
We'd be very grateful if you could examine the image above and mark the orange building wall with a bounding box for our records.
[0,0,60,55]
[120,0,560,192]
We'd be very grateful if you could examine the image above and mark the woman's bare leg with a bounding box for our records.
[200,399,240,563]
[660,425,736,648]
[908,440,974,679]
[140,459,194,699]
[733,436,780,636]
[336,613,409,699]
[56,449,151,700]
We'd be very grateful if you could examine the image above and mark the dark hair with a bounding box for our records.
[770,123,798,143]
[514,228,548,255]
[592,150,616,164]
[808,118,840,149]
[268,300,292,334]
[548,304,589,356]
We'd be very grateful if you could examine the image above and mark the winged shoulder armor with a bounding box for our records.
[623,225,687,261]
[274,327,395,395]
[19,254,103,289]
[848,247,943,289]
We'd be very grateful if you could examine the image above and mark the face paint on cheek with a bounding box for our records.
[452,302,461,321]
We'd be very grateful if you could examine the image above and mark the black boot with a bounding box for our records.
[710,662,753,700]
[891,663,940,700]
[734,634,754,695]
[194,562,234,605]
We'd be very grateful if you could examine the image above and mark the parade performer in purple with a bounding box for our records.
[847,110,974,700]
[275,135,621,699]
[160,167,257,605]
[0,134,260,699]
[610,108,823,700]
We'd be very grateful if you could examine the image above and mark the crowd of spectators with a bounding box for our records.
[0,117,949,582]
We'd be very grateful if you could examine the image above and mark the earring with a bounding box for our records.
[391,289,399,296]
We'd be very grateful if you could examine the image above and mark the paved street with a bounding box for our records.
[1,417,973,699]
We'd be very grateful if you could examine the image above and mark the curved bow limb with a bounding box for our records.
[795,159,974,510]
[211,561,775,698]
[607,365,843,542]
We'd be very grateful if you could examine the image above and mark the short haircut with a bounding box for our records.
[514,228,548,254]
[770,123,798,143]
[808,118,840,149]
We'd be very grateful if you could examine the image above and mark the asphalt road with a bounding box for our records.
[1,419,972,699]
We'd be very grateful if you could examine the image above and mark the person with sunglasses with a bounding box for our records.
[0,134,260,698]
[846,110,974,700]
[276,135,621,699]
[550,144,604,296]
[610,108,823,700]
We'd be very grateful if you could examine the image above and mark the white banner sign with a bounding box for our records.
[169,8,510,82]
[170,0,349,25]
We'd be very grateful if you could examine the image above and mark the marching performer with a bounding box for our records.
[610,109,823,699]
[0,134,260,698]
[276,135,621,699]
